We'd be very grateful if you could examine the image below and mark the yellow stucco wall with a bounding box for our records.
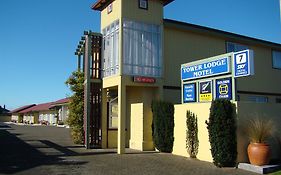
[173,102,281,163]
[164,27,226,87]
[164,25,281,95]
[127,86,156,151]
[130,103,144,150]
[173,103,213,162]
[33,113,39,124]
[101,0,164,28]
[100,0,121,29]
[106,130,130,148]
[236,46,281,93]
[0,115,11,122]
[102,75,120,89]
[236,102,281,162]
[97,0,281,156]
[107,130,118,148]
[122,0,163,25]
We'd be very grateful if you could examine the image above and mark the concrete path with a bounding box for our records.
[0,123,258,175]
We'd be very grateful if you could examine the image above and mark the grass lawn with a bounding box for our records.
[270,170,281,175]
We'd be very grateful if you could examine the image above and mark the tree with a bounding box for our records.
[186,110,199,158]
[65,71,84,144]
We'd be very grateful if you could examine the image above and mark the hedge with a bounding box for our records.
[206,99,237,167]
[151,100,174,153]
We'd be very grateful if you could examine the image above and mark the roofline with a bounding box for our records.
[163,19,281,49]
[92,0,174,11]
[49,102,69,109]
[10,104,36,114]
[19,102,54,113]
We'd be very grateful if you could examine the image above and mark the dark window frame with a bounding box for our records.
[276,98,281,103]
[107,3,113,14]
[139,0,148,10]
[107,97,118,129]
[272,49,281,70]
[225,41,249,53]
[248,95,268,103]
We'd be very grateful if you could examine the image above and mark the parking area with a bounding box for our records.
[0,123,257,175]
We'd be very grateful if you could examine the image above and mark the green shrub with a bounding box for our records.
[206,99,237,167]
[66,71,84,144]
[186,110,199,158]
[151,100,174,153]
[71,126,84,144]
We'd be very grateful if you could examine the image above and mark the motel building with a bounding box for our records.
[74,0,281,162]
[10,98,69,126]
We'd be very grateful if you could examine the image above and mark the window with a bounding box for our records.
[108,97,118,129]
[226,42,248,53]
[123,19,162,77]
[276,98,281,103]
[102,20,119,77]
[107,3,113,14]
[248,96,268,103]
[139,0,148,9]
[272,50,281,69]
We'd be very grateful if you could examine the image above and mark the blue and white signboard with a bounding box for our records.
[183,83,196,103]
[215,77,232,100]
[233,50,254,78]
[181,57,230,81]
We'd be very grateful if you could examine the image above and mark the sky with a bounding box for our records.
[0,0,280,110]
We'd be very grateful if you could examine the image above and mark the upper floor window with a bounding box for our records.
[107,3,113,14]
[102,20,119,77]
[139,0,148,10]
[226,42,248,53]
[272,50,281,69]
[123,19,162,77]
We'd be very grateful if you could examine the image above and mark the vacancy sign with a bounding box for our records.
[233,50,254,78]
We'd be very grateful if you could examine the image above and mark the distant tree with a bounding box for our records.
[65,71,84,144]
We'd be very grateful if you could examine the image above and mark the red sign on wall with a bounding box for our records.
[133,76,156,83]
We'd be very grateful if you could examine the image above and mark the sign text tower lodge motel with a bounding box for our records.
[74,0,281,162]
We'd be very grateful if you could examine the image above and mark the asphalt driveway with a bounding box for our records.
[0,123,258,175]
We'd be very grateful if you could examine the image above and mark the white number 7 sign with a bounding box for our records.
[236,53,247,64]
